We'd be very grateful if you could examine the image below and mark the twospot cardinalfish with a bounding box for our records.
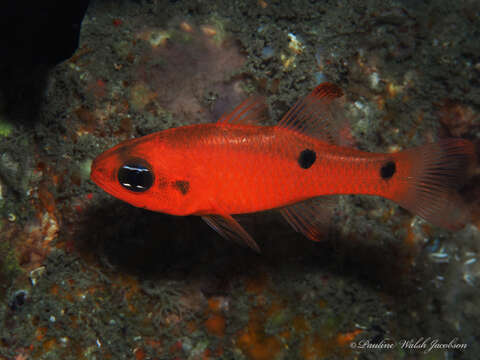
[91,82,476,252]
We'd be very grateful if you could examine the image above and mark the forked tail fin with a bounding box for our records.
[389,139,476,230]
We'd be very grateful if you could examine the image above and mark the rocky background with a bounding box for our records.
[0,0,479,359]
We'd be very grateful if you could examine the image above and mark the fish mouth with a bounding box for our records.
[90,168,103,188]
[90,156,103,185]
[90,168,118,199]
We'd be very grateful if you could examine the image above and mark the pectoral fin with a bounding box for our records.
[202,214,261,253]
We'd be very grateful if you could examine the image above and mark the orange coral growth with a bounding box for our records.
[180,22,193,33]
[300,328,361,360]
[301,335,330,360]
[38,184,56,216]
[50,284,59,296]
[42,339,57,352]
[336,329,363,346]
[236,308,283,360]
[133,347,146,360]
[205,314,226,337]
[200,25,217,37]
[185,320,198,333]
[64,292,74,302]
[292,315,310,334]
[207,297,223,313]
[258,0,268,9]
[145,338,162,348]
[35,327,47,341]
[278,330,291,341]
[404,220,416,246]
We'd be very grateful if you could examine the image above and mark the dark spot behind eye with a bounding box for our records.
[118,160,154,192]
[157,177,168,188]
[173,180,190,195]
[298,149,316,169]
[380,161,396,179]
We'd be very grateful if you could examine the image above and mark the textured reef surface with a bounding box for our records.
[0,0,479,359]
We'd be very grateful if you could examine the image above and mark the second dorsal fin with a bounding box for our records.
[277,82,353,146]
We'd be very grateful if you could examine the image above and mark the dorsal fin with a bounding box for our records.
[277,82,353,146]
[217,96,268,125]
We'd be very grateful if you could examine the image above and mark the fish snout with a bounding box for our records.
[90,154,112,186]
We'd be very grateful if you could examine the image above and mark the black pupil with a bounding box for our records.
[118,162,153,192]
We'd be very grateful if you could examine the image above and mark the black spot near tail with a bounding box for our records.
[380,161,396,180]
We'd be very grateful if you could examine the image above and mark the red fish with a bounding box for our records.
[90,83,476,252]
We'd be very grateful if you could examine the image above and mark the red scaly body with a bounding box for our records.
[91,83,475,251]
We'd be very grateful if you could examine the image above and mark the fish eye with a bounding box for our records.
[118,159,154,192]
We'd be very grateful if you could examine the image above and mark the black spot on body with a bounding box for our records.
[173,180,190,195]
[298,149,316,169]
[380,161,396,179]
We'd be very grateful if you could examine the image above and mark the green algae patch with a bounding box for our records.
[0,118,13,137]
[0,235,22,299]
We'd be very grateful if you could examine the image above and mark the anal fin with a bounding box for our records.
[202,214,261,252]
[279,196,337,242]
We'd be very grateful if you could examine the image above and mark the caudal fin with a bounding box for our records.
[390,139,476,230]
